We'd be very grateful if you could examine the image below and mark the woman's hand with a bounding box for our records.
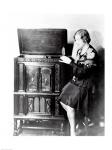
[72,42,81,62]
[59,56,71,64]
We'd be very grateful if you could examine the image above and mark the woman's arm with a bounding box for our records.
[70,60,96,79]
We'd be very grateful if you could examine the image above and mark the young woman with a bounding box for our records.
[59,29,97,136]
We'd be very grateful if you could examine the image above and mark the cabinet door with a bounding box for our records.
[28,96,52,114]
[41,67,54,92]
[26,65,40,92]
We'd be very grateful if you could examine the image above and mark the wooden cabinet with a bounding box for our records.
[14,29,72,136]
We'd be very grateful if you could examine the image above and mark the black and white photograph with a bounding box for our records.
[13,15,104,137]
[0,0,111,150]
[14,25,104,136]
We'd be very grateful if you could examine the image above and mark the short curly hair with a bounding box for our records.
[73,29,91,43]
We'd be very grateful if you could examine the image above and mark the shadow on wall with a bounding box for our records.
[66,39,105,122]
[90,31,104,50]
[94,47,105,120]
[91,30,104,121]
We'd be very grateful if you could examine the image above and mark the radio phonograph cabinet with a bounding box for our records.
[14,29,72,136]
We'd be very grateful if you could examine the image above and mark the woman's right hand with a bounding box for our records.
[72,42,81,63]
[72,43,80,59]
[59,56,71,64]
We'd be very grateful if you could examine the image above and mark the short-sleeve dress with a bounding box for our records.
[58,45,97,116]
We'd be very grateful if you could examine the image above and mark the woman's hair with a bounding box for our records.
[73,29,91,43]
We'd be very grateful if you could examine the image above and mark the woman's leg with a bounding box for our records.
[60,102,76,136]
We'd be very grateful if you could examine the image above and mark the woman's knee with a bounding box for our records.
[60,102,75,116]
[60,102,68,111]
[67,105,75,113]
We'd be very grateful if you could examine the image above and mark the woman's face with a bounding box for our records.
[74,34,85,49]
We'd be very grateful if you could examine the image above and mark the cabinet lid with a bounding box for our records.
[18,29,67,55]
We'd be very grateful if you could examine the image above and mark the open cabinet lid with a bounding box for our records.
[17,29,67,55]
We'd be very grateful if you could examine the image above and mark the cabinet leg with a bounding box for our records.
[18,120,23,135]
[14,119,18,136]
[60,122,64,136]
[14,119,23,136]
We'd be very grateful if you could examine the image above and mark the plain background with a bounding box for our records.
[0,0,111,150]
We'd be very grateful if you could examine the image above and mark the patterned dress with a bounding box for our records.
[58,45,97,117]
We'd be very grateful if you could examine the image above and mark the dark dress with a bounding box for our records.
[58,45,97,117]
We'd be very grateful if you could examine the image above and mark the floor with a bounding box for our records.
[19,118,104,136]
[76,124,104,136]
